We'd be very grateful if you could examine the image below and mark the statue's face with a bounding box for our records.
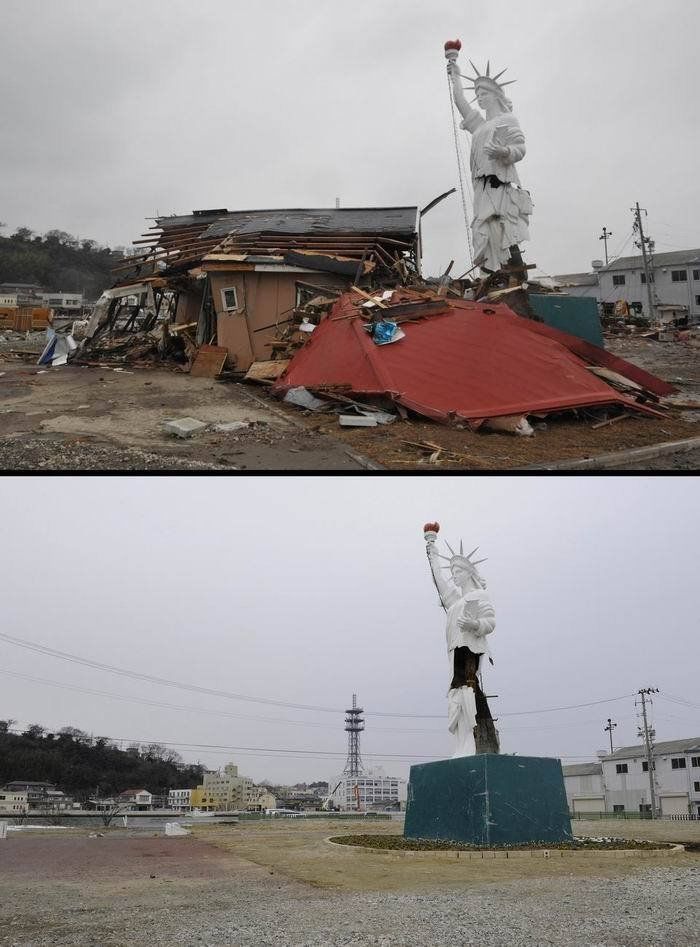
[451,563,472,590]
[476,85,499,112]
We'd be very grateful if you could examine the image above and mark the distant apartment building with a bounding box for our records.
[168,788,192,810]
[597,249,700,323]
[563,736,700,817]
[0,789,28,814]
[191,763,253,811]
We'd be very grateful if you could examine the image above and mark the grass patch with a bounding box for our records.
[330,834,672,852]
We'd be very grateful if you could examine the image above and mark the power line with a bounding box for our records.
[0,631,637,720]
[0,669,442,735]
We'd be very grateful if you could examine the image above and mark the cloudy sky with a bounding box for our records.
[1,476,697,785]
[1,0,698,279]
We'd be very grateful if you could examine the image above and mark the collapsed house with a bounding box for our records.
[82,206,420,372]
[271,288,675,432]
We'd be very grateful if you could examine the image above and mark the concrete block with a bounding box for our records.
[214,421,250,433]
[162,417,208,438]
[339,414,379,427]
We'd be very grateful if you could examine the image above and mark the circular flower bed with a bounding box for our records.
[330,834,672,852]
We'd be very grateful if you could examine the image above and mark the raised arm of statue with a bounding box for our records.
[426,540,460,610]
[447,60,484,133]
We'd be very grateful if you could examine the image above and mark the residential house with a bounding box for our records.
[116,788,153,810]
[97,206,420,371]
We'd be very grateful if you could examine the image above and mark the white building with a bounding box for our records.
[168,788,192,810]
[562,761,605,815]
[551,270,602,302]
[0,789,28,814]
[564,737,700,818]
[602,738,700,817]
[597,248,700,323]
[40,292,84,311]
[327,768,407,811]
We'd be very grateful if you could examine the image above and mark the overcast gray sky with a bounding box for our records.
[1,0,699,279]
[1,476,697,786]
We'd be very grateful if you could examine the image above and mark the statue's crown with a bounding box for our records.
[438,540,488,578]
[462,60,516,98]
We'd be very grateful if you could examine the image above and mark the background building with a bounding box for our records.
[191,763,253,811]
[168,788,192,810]
[39,291,84,312]
[597,249,700,323]
[563,736,700,817]
[561,761,605,815]
[327,768,407,811]
[0,789,28,814]
[602,738,700,817]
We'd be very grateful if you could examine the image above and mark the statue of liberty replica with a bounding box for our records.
[423,522,500,758]
[404,519,572,847]
[444,39,533,281]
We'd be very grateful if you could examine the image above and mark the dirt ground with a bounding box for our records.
[0,356,364,471]
[0,820,697,946]
[1,332,698,471]
[191,817,699,893]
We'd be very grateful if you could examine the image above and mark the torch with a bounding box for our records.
[444,39,462,66]
[423,522,440,544]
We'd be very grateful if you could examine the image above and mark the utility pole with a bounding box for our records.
[632,203,656,323]
[604,718,617,755]
[637,687,659,819]
[599,227,613,266]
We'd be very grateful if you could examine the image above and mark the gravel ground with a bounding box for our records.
[1,833,697,946]
[2,865,697,946]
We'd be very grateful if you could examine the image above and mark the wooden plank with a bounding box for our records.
[189,344,229,378]
[244,359,290,383]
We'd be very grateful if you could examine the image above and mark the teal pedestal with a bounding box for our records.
[404,755,572,847]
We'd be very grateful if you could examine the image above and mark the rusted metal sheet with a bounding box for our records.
[273,293,667,424]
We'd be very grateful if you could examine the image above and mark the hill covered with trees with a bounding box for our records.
[0,226,127,300]
[0,721,204,801]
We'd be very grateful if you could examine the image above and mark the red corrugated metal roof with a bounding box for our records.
[273,293,669,424]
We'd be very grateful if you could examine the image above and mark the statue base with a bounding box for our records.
[403,754,572,846]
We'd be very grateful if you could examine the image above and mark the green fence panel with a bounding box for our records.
[529,294,604,348]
